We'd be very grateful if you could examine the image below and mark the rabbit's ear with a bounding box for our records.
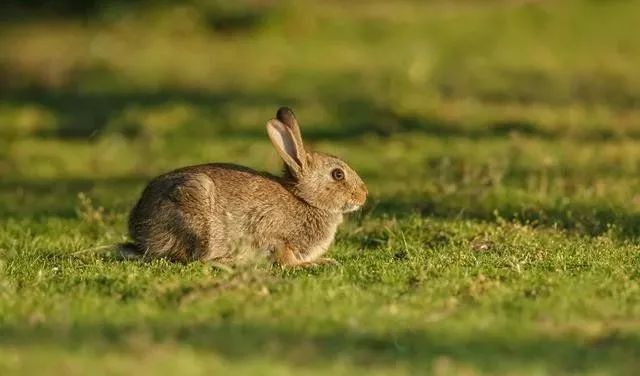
[276,107,304,148]
[267,118,307,175]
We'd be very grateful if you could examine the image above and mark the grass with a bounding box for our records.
[1,0,640,374]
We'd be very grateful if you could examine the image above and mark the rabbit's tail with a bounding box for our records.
[117,242,145,260]
[72,242,143,259]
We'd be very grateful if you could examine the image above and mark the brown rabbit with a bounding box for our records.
[123,107,368,266]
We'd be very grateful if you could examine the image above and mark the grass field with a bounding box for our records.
[1,1,640,374]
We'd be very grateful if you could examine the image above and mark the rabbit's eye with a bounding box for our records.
[331,168,345,181]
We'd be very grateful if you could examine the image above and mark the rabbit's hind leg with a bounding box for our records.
[165,173,227,262]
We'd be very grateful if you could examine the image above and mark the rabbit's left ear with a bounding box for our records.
[266,118,307,176]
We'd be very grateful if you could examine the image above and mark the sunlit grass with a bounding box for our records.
[1,1,640,375]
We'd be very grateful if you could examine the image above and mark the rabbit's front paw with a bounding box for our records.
[314,257,339,265]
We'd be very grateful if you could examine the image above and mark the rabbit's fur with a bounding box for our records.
[125,107,368,266]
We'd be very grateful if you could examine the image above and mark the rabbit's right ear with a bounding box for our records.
[276,107,304,148]
[267,118,307,176]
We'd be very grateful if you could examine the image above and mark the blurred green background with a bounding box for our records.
[1,1,640,375]
[2,0,640,223]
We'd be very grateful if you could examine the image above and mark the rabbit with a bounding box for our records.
[121,107,368,266]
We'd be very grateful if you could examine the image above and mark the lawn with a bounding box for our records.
[1,1,640,375]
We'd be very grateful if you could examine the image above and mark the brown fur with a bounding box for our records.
[125,107,367,266]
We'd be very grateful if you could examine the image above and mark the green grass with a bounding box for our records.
[1,1,640,374]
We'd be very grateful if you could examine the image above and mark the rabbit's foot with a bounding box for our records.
[311,257,339,265]
[274,247,339,268]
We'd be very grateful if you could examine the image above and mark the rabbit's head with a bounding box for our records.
[267,107,368,214]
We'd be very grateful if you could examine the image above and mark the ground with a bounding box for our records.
[1,1,639,375]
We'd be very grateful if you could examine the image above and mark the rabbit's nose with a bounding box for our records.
[356,184,368,204]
